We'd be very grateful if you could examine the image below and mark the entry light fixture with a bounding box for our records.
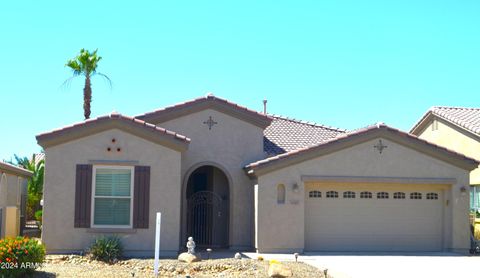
[460,186,468,196]
[292,183,299,193]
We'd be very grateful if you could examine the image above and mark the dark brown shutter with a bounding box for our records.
[74,164,92,228]
[133,166,150,229]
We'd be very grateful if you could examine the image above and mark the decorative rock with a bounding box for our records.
[268,263,293,277]
[234,252,242,259]
[178,252,201,263]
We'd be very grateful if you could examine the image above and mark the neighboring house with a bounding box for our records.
[0,161,31,238]
[410,107,480,212]
[36,95,478,255]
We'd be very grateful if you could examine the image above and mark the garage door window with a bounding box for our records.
[410,192,422,199]
[426,193,438,200]
[309,191,321,198]
[360,191,372,199]
[377,192,389,199]
[326,191,338,198]
[343,191,356,198]
[393,192,405,199]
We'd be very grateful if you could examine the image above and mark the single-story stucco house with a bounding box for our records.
[36,94,478,256]
[410,106,480,212]
[0,161,31,238]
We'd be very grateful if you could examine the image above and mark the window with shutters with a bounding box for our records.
[92,166,134,228]
[360,191,372,199]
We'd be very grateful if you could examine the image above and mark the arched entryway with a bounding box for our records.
[185,165,229,248]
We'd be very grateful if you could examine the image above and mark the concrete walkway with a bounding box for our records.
[243,252,480,278]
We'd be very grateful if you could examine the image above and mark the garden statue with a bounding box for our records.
[187,237,196,254]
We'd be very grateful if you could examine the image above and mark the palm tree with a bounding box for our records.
[65,49,111,120]
[11,154,44,220]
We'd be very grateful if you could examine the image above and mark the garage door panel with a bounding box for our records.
[305,184,443,252]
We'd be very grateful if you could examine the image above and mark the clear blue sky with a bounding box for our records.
[1,0,479,160]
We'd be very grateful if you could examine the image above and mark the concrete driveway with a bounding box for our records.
[243,252,480,278]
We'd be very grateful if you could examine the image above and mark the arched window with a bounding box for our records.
[309,191,321,198]
[377,192,389,199]
[360,191,372,199]
[426,193,438,200]
[343,191,356,199]
[410,192,422,199]
[277,184,286,204]
[393,192,405,199]
[326,191,338,198]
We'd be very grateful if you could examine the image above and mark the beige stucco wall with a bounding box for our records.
[0,172,26,238]
[416,119,480,185]
[255,137,470,253]
[158,109,265,249]
[42,129,182,256]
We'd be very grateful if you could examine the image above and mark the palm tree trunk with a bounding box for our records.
[83,75,92,119]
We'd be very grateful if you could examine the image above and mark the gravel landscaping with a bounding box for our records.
[32,255,326,277]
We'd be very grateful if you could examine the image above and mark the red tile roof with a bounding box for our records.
[246,123,479,172]
[136,94,273,128]
[411,106,480,136]
[36,112,191,147]
[264,115,346,155]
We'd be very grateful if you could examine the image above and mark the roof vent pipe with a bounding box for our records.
[263,99,267,114]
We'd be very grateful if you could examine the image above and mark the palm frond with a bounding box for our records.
[95,72,113,90]
[60,75,78,91]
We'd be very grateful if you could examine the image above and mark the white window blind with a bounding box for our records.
[93,168,132,226]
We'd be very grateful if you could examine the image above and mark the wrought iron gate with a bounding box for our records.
[186,191,224,246]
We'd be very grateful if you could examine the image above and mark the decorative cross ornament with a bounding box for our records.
[203,116,218,130]
[373,139,388,154]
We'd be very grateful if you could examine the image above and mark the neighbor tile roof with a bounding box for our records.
[411,106,480,136]
[0,161,33,177]
[264,115,346,156]
[247,123,479,172]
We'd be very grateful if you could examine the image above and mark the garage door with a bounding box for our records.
[305,183,444,252]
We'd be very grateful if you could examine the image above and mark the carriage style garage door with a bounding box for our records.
[305,183,444,252]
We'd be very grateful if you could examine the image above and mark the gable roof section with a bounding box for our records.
[246,123,479,177]
[136,94,273,129]
[0,161,33,177]
[264,115,346,155]
[36,113,191,151]
[411,106,480,138]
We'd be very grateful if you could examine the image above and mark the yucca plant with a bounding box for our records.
[89,236,123,263]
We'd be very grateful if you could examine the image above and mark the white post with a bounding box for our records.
[154,212,161,277]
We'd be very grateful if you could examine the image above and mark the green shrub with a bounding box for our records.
[89,236,123,263]
[0,237,46,277]
[34,210,43,222]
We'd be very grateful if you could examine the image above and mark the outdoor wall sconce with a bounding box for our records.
[461,186,468,196]
[292,183,299,193]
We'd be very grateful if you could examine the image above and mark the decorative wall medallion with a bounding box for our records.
[203,116,218,130]
[373,139,388,154]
